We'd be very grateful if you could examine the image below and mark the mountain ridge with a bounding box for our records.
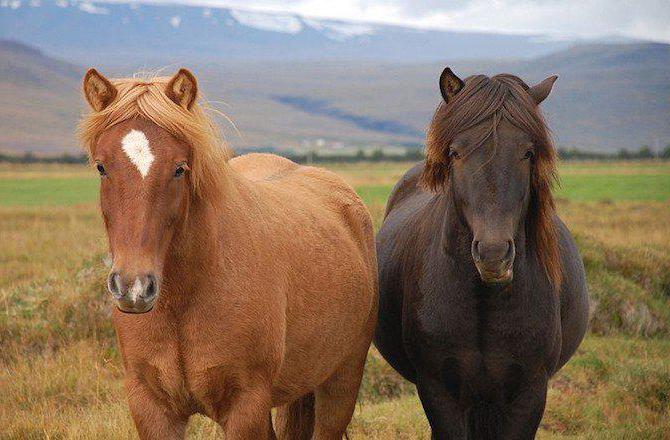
[0,40,668,153]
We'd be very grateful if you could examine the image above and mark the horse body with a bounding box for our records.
[113,150,377,435]
[376,162,588,438]
[374,70,589,439]
[80,71,377,439]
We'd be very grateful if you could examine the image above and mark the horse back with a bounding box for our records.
[230,152,301,181]
[231,153,375,253]
[383,161,428,219]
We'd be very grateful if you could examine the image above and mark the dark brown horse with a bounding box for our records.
[374,68,589,439]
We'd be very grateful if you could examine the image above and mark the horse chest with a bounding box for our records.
[409,284,560,387]
[114,310,245,416]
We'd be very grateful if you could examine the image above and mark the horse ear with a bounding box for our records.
[529,75,558,105]
[83,68,117,111]
[439,67,464,103]
[166,68,198,110]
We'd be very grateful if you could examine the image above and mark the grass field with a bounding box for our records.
[2,162,670,207]
[1,161,669,439]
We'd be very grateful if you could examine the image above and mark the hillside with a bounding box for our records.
[0,40,83,152]
[510,43,670,150]
[194,42,670,152]
[0,41,668,153]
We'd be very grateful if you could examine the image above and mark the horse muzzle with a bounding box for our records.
[107,271,159,313]
[471,239,515,285]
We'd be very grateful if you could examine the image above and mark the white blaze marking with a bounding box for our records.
[128,278,144,302]
[121,130,154,178]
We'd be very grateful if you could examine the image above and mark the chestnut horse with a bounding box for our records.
[79,68,378,439]
[374,68,589,439]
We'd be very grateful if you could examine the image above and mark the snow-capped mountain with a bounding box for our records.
[0,0,579,66]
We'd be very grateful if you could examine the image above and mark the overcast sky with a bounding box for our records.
[121,0,670,42]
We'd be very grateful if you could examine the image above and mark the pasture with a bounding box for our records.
[1,161,669,439]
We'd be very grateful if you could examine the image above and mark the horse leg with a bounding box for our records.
[497,377,548,440]
[311,346,368,440]
[126,381,188,440]
[274,392,315,440]
[416,373,467,439]
[222,385,275,440]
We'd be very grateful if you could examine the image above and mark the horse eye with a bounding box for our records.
[174,166,185,178]
[523,150,535,160]
[96,163,106,176]
[449,149,461,160]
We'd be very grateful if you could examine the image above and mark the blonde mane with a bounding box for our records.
[78,74,233,199]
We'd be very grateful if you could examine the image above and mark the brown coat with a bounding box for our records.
[80,69,378,440]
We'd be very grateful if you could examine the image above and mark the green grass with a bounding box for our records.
[355,185,393,208]
[1,161,668,207]
[0,177,99,206]
[556,174,670,201]
[353,163,670,209]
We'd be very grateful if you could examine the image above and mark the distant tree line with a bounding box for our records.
[0,151,89,164]
[0,148,426,164]
[558,145,670,160]
[284,148,425,164]
[2,145,670,164]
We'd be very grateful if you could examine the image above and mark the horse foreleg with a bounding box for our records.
[312,341,369,440]
[497,376,548,440]
[126,380,188,440]
[222,386,275,440]
[274,392,315,440]
[416,373,467,439]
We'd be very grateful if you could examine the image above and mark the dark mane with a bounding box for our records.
[421,73,561,290]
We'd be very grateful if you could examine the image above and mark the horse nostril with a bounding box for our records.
[107,272,123,299]
[143,274,158,300]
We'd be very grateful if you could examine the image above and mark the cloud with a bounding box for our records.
[399,0,670,42]
[102,0,670,42]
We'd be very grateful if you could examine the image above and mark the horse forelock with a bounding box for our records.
[422,73,562,291]
[78,74,233,200]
